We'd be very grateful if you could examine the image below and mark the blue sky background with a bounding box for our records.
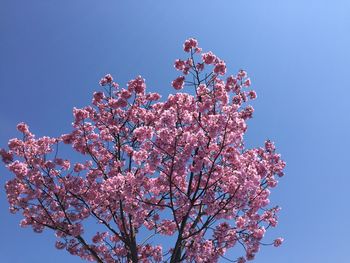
[1,0,350,262]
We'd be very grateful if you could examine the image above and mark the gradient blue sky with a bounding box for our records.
[1,1,350,262]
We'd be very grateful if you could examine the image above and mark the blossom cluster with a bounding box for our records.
[1,38,285,263]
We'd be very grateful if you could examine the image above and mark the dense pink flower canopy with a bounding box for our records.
[1,38,285,263]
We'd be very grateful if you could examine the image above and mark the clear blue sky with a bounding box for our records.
[1,1,349,262]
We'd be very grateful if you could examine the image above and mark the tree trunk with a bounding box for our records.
[170,238,183,263]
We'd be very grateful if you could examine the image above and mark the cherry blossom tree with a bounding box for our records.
[1,39,285,263]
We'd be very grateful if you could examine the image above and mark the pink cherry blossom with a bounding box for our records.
[120,89,132,99]
[174,59,186,71]
[99,74,113,86]
[274,237,284,247]
[16,122,30,134]
[172,76,185,90]
[244,78,251,87]
[1,38,285,263]
[248,90,257,99]
[92,91,105,104]
[183,38,198,52]
[0,149,13,164]
[127,76,146,94]
[202,51,217,64]
[214,60,227,75]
